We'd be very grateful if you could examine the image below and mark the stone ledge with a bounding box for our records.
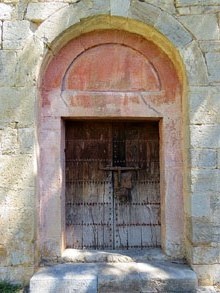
[30,261,197,293]
[62,248,174,263]
[41,248,186,265]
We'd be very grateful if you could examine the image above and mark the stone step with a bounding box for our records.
[30,261,197,293]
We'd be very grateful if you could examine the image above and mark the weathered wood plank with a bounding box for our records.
[65,121,160,249]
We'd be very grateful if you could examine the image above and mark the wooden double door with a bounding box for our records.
[65,121,160,250]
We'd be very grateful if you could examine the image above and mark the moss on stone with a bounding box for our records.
[0,281,23,293]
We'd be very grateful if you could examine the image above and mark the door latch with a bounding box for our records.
[100,166,140,202]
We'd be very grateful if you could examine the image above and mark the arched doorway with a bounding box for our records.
[40,28,183,258]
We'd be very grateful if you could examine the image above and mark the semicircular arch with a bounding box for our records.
[39,21,186,259]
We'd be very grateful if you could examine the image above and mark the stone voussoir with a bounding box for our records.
[25,2,68,23]
[179,14,219,41]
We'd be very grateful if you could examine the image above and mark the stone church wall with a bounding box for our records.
[0,0,220,286]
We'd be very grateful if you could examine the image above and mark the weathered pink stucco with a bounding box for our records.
[39,30,183,258]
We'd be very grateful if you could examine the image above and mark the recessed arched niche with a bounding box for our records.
[63,43,161,91]
[40,28,183,259]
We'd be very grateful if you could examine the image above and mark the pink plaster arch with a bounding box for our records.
[39,29,183,259]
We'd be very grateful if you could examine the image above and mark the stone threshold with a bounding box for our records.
[31,249,198,292]
[42,248,186,265]
[30,261,197,293]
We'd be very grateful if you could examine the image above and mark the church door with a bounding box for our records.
[65,120,160,250]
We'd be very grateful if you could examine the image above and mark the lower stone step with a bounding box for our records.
[30,261,197,293]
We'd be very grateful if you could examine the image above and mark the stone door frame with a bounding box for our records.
[39,17,186,260]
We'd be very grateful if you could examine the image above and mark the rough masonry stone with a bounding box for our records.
[18,128,34,154]
[0,266,35,285]
[0,195,35,268]
[0,87,36,128]
[191,169,220,193]
[0,186,35,216]
[36,5,81,45]
[181,41,209,85]
[191,192,210,218]
[211,195,220,226]
[205,52,220,83]
[190,125,220,149]
[139,0,175,14]
[218,149,220,169]
[26,3,68,23]
[110,0,130,17]
[179,14,219,40]
[175,0,220,6]
[2,0,19,3]
[190,6,220,14]
[0,3,13,20]
[128,1,161,27]
[0,51,17,87]
[155,11,193,48]
[0,127,19,155]
[188,216,213,245]
[3,20,33,50]
[189,86,220,124]
[192,247,220,265]
[199,41,220,53]
[177,5,220,14]
[0,154,35,190]
[190,149,217,168]
[0,21,2,49]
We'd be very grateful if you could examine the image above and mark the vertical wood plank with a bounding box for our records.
[66,121,160,250]
[65,121,113,249]
[114,122,160,249]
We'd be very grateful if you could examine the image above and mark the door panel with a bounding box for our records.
[65,121,160,249]
[113,123,160,249]
[65,122,113,249]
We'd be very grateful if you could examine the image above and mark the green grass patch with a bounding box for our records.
[0,281,23,293]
